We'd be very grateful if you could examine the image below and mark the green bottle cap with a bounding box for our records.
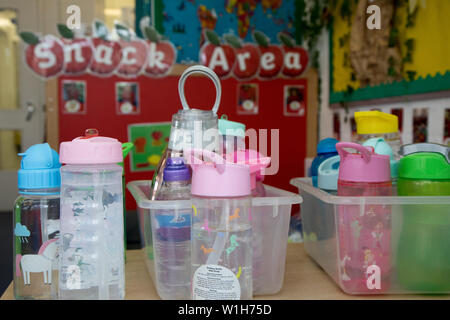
[399,143,450,180]
[218,115,246,138]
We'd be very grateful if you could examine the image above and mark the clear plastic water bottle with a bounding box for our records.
[336,142,392,293]
[13,143,61,300]
[189,150,252,300]
[58,129,125,300]
[354,111,402,160]
[150,65,221,200]
[228,149,271,294]
[154,157,191,299]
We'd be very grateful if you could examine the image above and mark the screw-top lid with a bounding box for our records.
[336,142,391,183]
[317,137,339,154]
[355,111,398,134]
[18,143,61,192]
[398,143,450,180]
[59,128,123,164]
[362,137,398,178]
[317,155,340,191]
[163,157,191,182]
[218,115,246,138]
[186,149,251,197]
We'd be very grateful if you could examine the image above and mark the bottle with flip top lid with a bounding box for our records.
[188,150,252,300]
[354,110,402,160]
[336,142,393,293]
[396,143,450,291]
[150,65,221,200]
[13,143,61,300]
[58,129,125,300]
[310,138,339,187]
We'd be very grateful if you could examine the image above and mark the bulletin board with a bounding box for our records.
[330,0,450,104]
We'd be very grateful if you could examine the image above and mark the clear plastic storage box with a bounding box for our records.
[127,180,302,299]
[290,177,450,295]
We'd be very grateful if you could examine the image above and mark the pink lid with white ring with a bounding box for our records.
[59,129,123,164]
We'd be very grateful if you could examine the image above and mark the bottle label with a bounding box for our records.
[192,264,240,300]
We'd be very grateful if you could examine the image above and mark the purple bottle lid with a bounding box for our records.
[163,157,190,182]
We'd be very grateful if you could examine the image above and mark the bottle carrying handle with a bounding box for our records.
[400,143,450,163]
[336,142,373,163]
[178,65,221,114]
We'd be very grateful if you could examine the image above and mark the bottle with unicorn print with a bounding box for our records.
[188,149,252,300]
[336,142,392,294]
[14,143,61,300]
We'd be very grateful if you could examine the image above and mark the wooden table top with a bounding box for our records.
[2,243,449,300]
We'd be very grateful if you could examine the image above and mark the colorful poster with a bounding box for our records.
[333,112,341,140]
[237,83,259,115]
[61,80,87,114]
[128,122,171,172]
[391,108,404,133]
[116,82,140,115]
[413,108,428,143]
[283,85,305,117]
[159,0,296,64]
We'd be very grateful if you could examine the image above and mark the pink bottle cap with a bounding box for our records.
[186,149,251,197]
[59,129,123,164]
[226,149,271,190]
[336,142,391,183]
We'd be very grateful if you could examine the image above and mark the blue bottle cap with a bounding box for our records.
[317,138,339,154]
[18,143,61,193]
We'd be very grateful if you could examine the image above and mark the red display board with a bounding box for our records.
[58,74,307,210]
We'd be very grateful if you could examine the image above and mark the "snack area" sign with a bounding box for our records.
[20,22,308,80]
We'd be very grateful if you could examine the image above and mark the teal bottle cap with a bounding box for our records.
[18,143,61,192]
[218,115,245,138]
[363,137,398,178]
[317,155,340,191]
[399,143,450,180]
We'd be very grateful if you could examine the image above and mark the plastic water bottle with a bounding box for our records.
[150,65,221,200]
[354,111,402,160]
[189,150,252,300]
[154,157,192,299]
[396,143,450,291]
[13,143,61,300]
[336,142,392,293]
[58,129,125,300]
[228,149,271,294]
